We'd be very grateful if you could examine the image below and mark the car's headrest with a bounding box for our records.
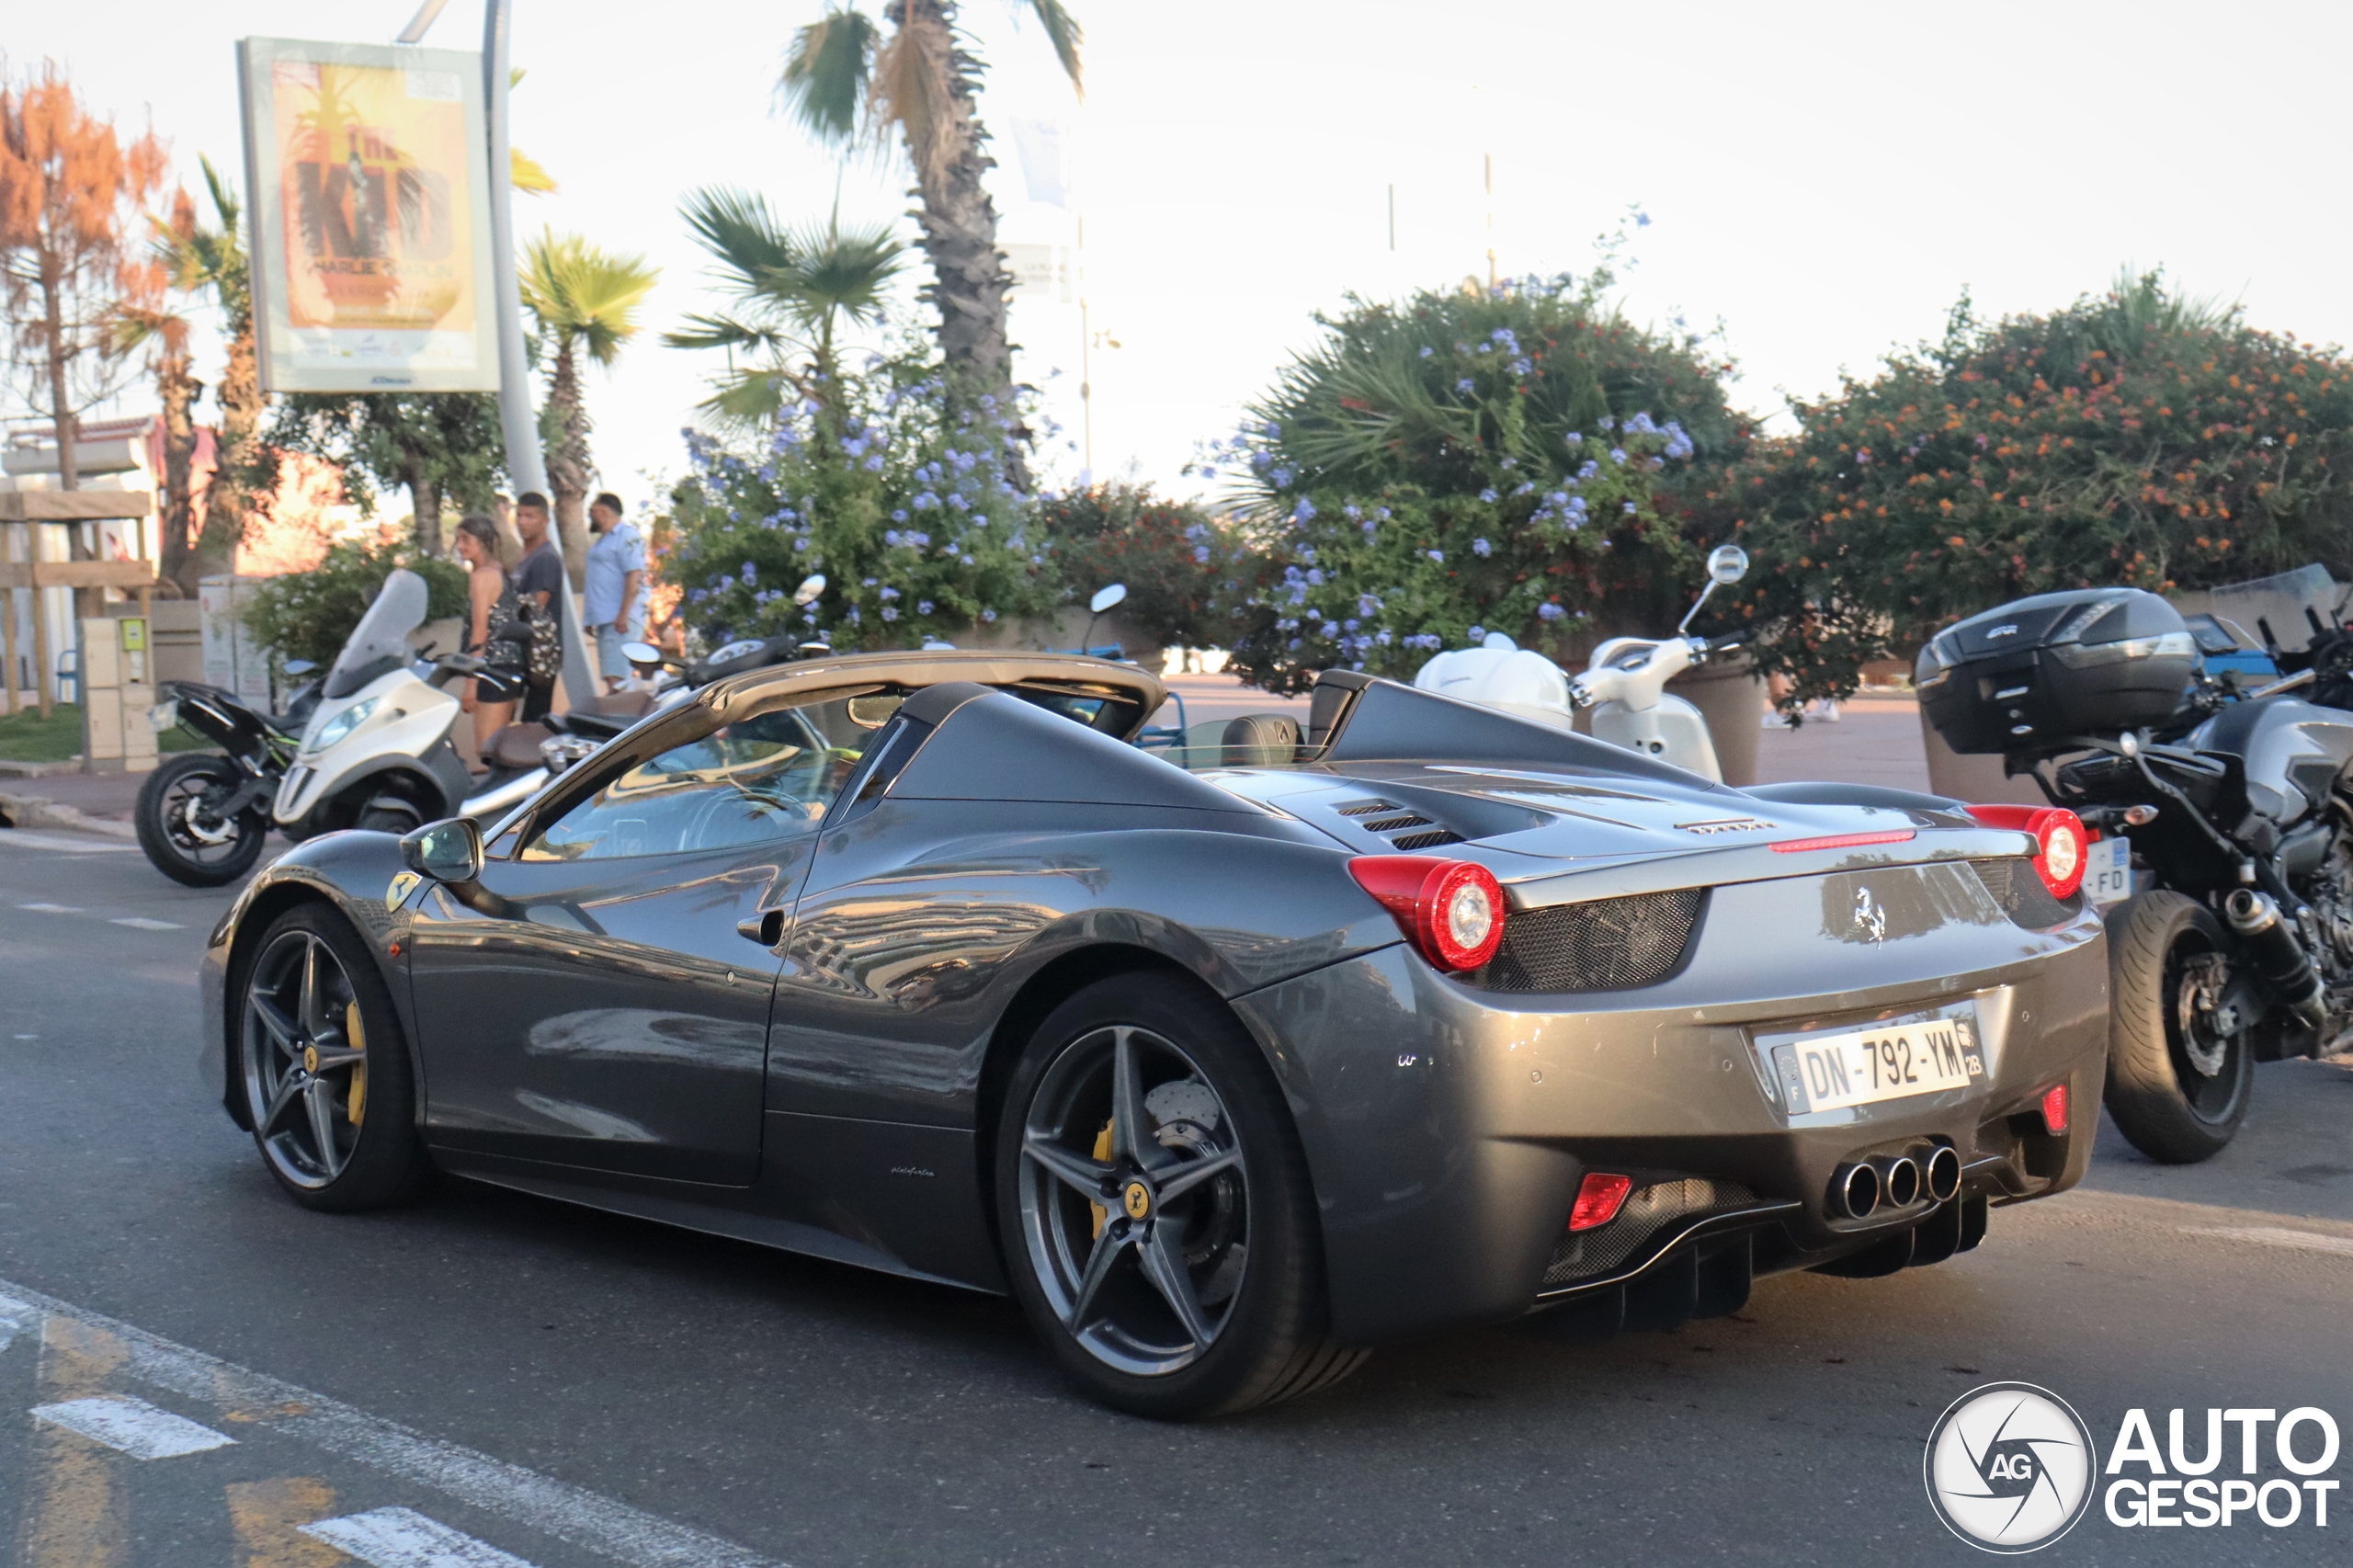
[1220,713,1301,766]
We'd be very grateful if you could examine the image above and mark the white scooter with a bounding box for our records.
[1412,544,1751,781]
[274,570,642,837]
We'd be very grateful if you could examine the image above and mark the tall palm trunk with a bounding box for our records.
[199,303,261,585]
[544,334,592,584]
[898,1,1021,458]
[155,354,202,597]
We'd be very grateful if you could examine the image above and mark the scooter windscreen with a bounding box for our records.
[324,569,431,699]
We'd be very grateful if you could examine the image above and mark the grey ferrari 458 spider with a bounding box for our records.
[199,650,2107,1417]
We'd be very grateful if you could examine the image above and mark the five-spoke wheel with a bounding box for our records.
[995,972,1366,1418]
[237,905,426,1210]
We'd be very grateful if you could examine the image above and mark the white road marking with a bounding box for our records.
[17,902,80,913]
[0,1292,31,1354]
[0,1276,789,1568]
[31,1393,236,1459]
[108,916,184,931]
[0,830,140,853]
[2195,1225,2353,1258]
[304,1506,540,1568]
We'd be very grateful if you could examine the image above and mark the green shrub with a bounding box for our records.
[1033,483,1245,651]
[241,535,469,668]
[665,343,1060,649]
[1699,273,2353,705]
[1205,269,1737,694]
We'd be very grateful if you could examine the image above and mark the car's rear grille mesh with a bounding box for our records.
[1476,888,1706,993]
[1542,1177,1760,1286]
[1387,828,1465,851]
[1972,858,2077,929]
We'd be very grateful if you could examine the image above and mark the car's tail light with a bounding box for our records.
[1964,804,2088,899]
[1348,856,1507,971]
[2040,1083,2070,1136]
[1569,1172,1633,1232]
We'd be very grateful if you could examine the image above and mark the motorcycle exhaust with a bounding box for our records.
[1925,1145,1963,1204]
[2222,889,2329,1029]
[1832,1162,1881,1220]
[1874,1153,1923,1209]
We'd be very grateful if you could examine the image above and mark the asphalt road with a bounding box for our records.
[3,824,2350,1568]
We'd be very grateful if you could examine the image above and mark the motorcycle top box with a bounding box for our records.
[1915,588,2198,756]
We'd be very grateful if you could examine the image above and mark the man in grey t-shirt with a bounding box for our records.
[512,492,565,722]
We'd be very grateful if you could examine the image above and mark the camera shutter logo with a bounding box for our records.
[1924,1382,2098,1552]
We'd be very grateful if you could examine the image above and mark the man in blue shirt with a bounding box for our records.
[583,492,649,694]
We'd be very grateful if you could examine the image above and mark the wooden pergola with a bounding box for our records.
[0,490,161,719]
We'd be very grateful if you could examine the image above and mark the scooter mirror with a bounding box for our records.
[1089,584,1129,614]
[620,641,664,669]
[1707,544,1751,585]
[282,659,318,676]
[399,816,483,884]
[793,574,827,608]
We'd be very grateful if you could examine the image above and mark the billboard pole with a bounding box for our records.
[479,0,546,503]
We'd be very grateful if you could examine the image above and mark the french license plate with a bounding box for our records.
[1761,1004,1984,1114]
[2085,835,2132,907]
[146,699,178,733]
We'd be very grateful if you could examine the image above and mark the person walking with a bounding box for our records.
[511,492,566,722]
[583,492,649,694]
[452,516,517,754]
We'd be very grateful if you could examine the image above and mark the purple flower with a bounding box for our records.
[1456,378,1476,394]
[881,607,898,621]
[1427,549,1445,563]
[1468,625,1486,641]
[1472,538,1492,557]
[1622,501,1637,514]
[917,600,933,615]
[1292,497,1317,524]
[741,562,757,583]
[1538,603,1564,621]
[1479,488,1498,504]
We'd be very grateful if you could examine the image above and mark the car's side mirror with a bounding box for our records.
[399,817,483,884]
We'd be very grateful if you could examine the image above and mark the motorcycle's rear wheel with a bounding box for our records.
[2104,892,2253,1164]
[135,753,269,887]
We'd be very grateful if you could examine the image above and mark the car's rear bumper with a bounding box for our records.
[1230,869,2109,1345]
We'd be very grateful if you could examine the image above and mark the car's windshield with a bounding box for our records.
[324,569,429,699]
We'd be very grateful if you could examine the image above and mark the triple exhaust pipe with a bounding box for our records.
[1832,1145,1961,1220]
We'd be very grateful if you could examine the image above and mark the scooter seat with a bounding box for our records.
[485,722,551,770]
[591,691,654,718]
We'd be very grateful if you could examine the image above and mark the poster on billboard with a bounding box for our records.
[236,37,500,392]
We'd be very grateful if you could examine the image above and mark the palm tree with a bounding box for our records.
[111,192,201,595]
[518,229,659,580]
[779,0,1081,441]
[663,187,904,426]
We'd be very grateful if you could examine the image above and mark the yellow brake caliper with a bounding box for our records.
[345,1001,368,1125]
[1089,1119,1112,1237]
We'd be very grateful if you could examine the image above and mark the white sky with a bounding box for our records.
[16,1,2353,515]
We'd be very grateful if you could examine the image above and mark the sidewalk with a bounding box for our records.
[0,768,144,837]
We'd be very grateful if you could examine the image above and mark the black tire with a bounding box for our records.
[234,903,430,1211]
[993,971,1368,1419]
[135,754,268,887]
[2104,892,2253,1164]
[354,801,426,835]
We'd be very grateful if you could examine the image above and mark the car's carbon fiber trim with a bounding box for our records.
[1971,858,2079,930]
[1474,887,1706,994]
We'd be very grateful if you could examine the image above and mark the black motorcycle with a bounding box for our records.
[1918,586,2353,1162]
[135,670,324,886]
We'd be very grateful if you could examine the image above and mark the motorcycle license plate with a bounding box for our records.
[1760,1003,1984,1115]
[147,699,178,733]
[2084,835,2132,907]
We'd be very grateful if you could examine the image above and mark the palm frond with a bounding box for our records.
[870,11,959,189]
[680,187,797,297]
[1018,0,1086,97]
[770,218,904,332]
[780,6,879,144]
[518,229,659,366]
[697,365,802,428]
[662,312,797,355]
[199,153,241,232]
[510,147,558,194]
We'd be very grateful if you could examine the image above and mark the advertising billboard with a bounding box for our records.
[236,37,500,392]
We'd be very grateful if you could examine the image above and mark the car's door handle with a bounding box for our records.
[736,908,786,947]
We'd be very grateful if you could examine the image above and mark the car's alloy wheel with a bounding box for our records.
[1017,1022,1250,1376]
[996,973,1367,1418]
[238,906,428,1210]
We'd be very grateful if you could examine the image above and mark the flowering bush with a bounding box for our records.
[1033,483,1246,651]
[242,533,468,668]
[1695,274,2353,705]
[665,344,1060,649]
[1204,269,1737,693]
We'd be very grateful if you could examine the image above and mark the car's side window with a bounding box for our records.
[521,687,908,862]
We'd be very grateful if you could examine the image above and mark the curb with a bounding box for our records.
[0,757,83,779]
[0,790,141,841]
